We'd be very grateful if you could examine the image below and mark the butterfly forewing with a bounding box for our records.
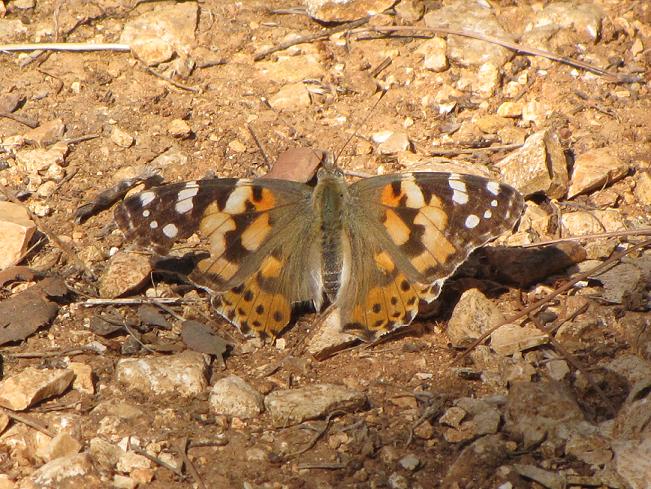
[115,178,319,337]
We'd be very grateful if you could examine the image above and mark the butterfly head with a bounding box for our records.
[317,152,345,182]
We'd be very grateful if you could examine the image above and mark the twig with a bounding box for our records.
[6,348,91,359]
[406,399,444,447]
[350,26,639,84]
[175,438,207,489]
[247,123,272,168]
[0,42,130,52]
[132,52,200,93]
[254,17,370,61]
[1,408,55,437]
[64,133,100,145]
[452,239,651,365]
[528,313,616,416]
[283,410,344,460]
[344,169,374,178]
[131,446,184,477]
[81,297,187,307]
[0,111,39,128]
[296,462,346,470]
[521,228,651,248]
[427,142,523,156]
[122,320,156,354]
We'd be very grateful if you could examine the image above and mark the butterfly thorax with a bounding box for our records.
[312,169,350,303]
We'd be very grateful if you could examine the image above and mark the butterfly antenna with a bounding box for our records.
[332,89,388,169]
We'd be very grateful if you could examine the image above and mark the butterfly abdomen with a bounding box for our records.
[313,173,350,302]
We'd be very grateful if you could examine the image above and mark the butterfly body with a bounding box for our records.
[115,166,524,340]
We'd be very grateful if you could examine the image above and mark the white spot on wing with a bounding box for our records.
[150,220,158,229]
[163,223,178,238]
[449,178,468,204]
[465,214,480,228]
[139,191,155,207]
[491,199,498,207]
[486,181,500,195]
[142,209,150,217]
[483,209,492,219]
[175,185,199,214]
[452,190,468,205]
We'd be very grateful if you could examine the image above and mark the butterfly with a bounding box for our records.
[115,163,524,341]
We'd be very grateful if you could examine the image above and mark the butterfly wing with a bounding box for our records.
[339,172,524,339]
[115,178,320,338]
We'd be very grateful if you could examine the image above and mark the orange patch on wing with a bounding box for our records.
[259,255,283,278]
[381,183,403,207]
[251,187,276,211]
[374,251,396,272]
[383,209,411,246]
[241,213,271,251]
[401,180,426,208]
[416,205,447,231]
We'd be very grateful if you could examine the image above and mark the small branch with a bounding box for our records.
[282,410,344,460]
[350,26,640,84]
[427,142,523,156]
[131,446,184,477]
[254,17,370,61]
[0,111,39,128]
[521,228,651,248]
[81,297,187,307]
[175,438,207,489]
[0,42,130,52]
[452,238,651,365]
[1,408,55,437]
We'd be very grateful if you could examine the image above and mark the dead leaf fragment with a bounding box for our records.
[0,278,64,346]
[181,320,228,361]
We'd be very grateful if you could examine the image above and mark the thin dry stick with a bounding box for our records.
[131,446,184,477]
[521,228,651,248]
[254,17,370,61]
[247,123,272,168]
[131,52,200,93]
[82,297,186,307]
[283,410,345,460]
[0,42,130,52]
[351,25,639,83]
[528,313,616,416]
[452,238,651,365]
[426,142,523,156]
[1,408,55,437]
[0,187,94,278]
[0,111,39,128]
[7,348,91,359]
[176,438,207,489]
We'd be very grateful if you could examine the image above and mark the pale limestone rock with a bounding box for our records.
[304,0,396,22]
[265,384,366,426]
[98,251,152,298]
[490,323,549,356]
[167,119,192,138]
[69,362,94,395]
[0,368,74,411]
[116,351,208,397]
[268,82,311,111]
[15,143,68,174]
[568,147,629,198]
[415,37,448,72]
[497,130,568,198]
[209,375,264,419]
[425,0,513,68]
[110,127,134,148]
[257,54,325,84]
[447,289,505,348]
[0,201,36,270]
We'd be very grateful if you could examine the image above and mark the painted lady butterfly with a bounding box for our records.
[115,163,524,341]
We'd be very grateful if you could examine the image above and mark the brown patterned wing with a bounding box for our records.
[339,172,524,339]
[115,178,319,338]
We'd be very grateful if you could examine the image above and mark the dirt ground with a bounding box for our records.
[0,0,650,488]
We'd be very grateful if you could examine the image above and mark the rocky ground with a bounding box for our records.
[0,0,650,488]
